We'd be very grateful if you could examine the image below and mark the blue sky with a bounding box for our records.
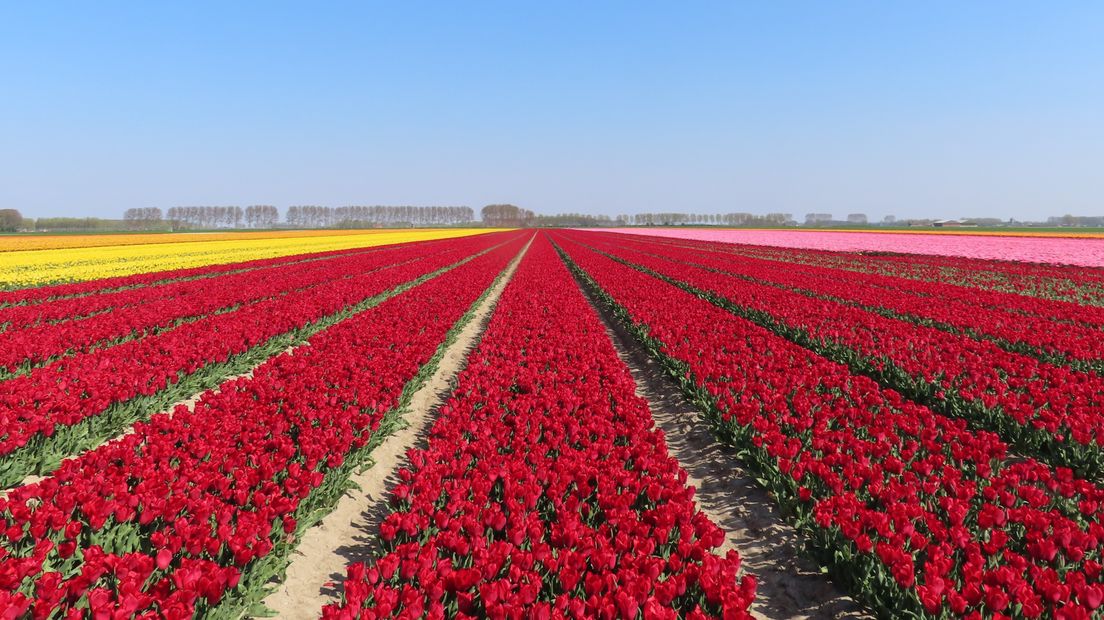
[1,2,1101,221]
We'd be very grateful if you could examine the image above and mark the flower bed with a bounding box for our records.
[0,235,526,616]
[559,233,1104,618]
[323,237,755,619]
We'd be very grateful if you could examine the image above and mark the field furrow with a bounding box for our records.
[0,234,527,616]
[557,232,1104,618]
[323,236,755,618]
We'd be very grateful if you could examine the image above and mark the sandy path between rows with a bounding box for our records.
[260,235,533,618]
[571,269,870,619]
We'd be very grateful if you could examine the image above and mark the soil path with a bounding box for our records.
[260,235,533,618]
[572,268,871,620]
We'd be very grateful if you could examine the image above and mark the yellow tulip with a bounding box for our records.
[0,229,507,289]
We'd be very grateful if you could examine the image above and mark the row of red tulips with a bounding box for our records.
[0,233,513,488]
[0,240,406,331]
[612,232,1104,335]
[0,234,526,617]
[0,239,411,307]
[572,232,1104,476]
[0,240,459,378]
[323,237,755,620]
[558,233,1104,619]
[604,236,1104,379]
[722,237,1104,305]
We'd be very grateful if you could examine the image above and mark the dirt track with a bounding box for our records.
[571,262,870,620]
[261,235,533,618]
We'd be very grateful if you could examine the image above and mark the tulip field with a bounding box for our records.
[1,227,1104,618]
[596,228,1104,268]
[0,229,501,289]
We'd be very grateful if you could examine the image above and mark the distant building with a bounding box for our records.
[932,219,978,228]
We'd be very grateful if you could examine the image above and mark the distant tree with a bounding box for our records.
[262,205,279,227]
[481,204,510,226]
[123,208,140,230]
[286,206,302,227]
[481,204,532,227]
[123,207,163,230]
[0,209,23,232]
[846,213,868,225]
[244,205,278,228]
[167,207,185,231]
[34,217,118,231]
[530,213,615,227]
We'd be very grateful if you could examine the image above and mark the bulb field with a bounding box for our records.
[0,227,1102,618]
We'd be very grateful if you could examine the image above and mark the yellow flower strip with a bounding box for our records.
[0,228,461,252]
[0,229,506,288]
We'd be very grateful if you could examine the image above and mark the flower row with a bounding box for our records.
[0,238,397,307]
[0,234,525,617]
[0,239,459,376]
[0,239,410,332]
[0,233,512,487]
[609,232,1104,337]
[558,232,1104,618]
[323,236,755,619]
[721,236,1104,305]
[574,232,1104,475]
[0,229,499,289]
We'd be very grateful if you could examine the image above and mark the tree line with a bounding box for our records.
[163,206,279,230]
[25,205,1052,234]
[621,212,793,226]
[126,205,476,230]
[123,208,165,230]
[481,204,535,227]
[286,205,474,228]
[1,213,127,233]
[531,213,617,227]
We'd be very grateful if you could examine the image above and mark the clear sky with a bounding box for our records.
[1,2,1101,221]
